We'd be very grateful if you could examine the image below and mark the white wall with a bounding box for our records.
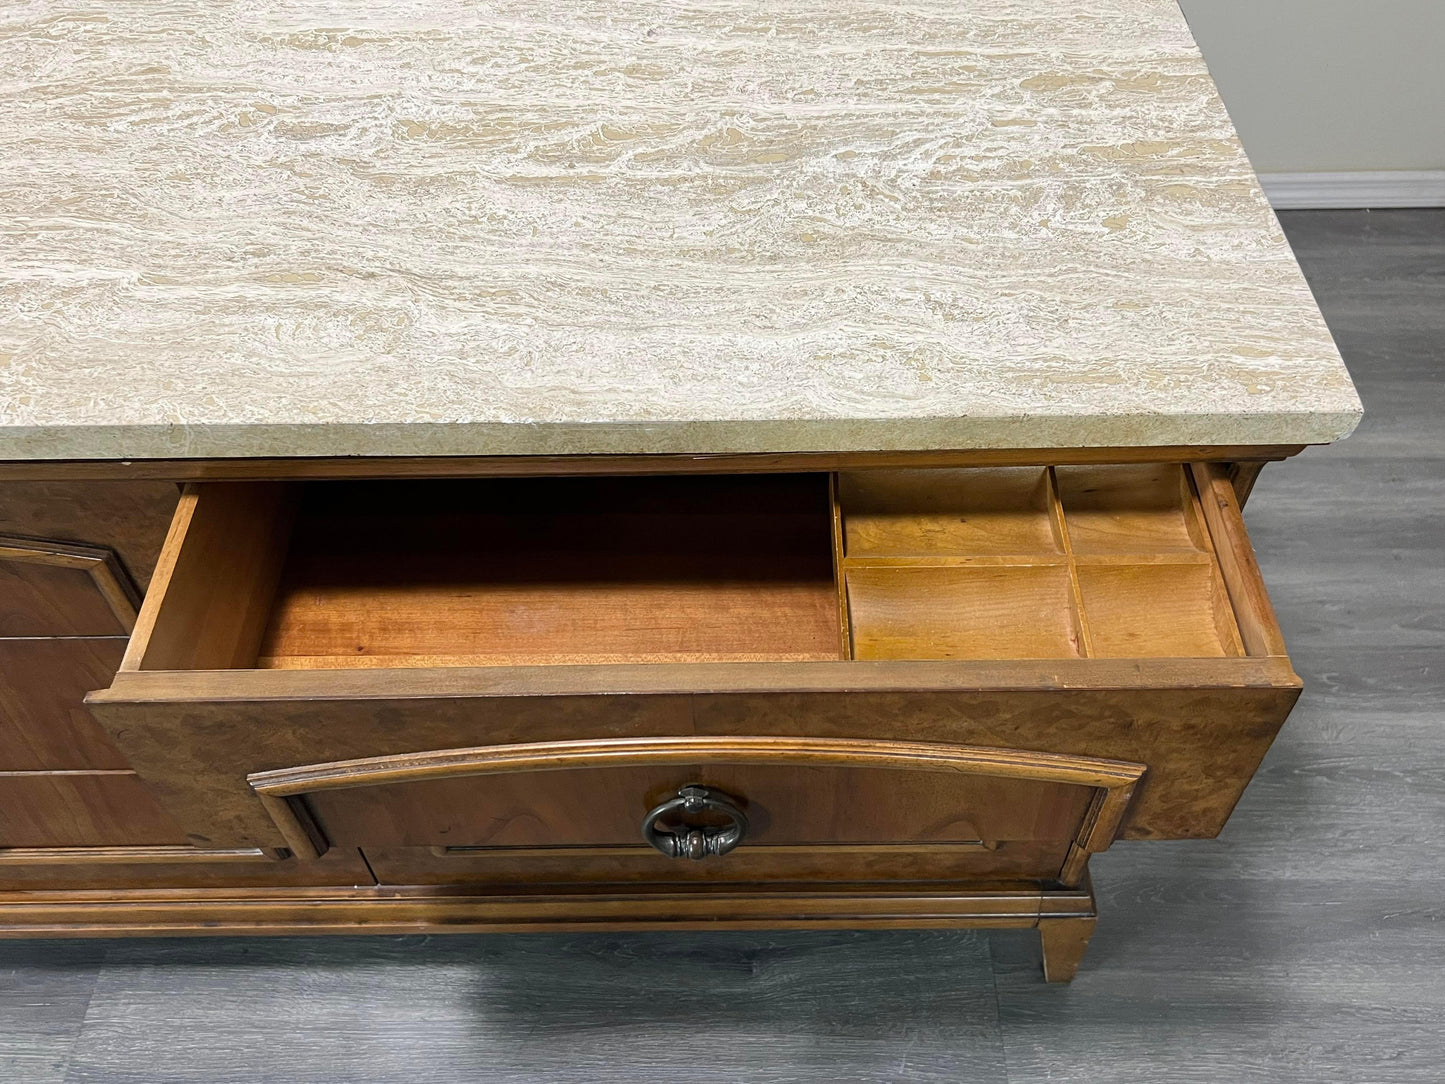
[1179,0,1445,173]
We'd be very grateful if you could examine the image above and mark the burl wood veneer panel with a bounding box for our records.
[88,662,1299,850]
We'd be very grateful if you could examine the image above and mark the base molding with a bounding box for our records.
[0,881,1100,980]
[1259,170,1445,210]
[0,881,1094,936]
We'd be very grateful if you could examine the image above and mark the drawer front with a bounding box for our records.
[246,737,1143,887]
[0,846,374,891]
[301,762,1094,849]
[88,668,1295,848]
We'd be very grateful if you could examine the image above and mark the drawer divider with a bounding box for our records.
[1045,467,1096,658]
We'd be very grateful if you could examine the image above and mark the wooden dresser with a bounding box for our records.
[1,456,1302,981]
[0,0,1359,981]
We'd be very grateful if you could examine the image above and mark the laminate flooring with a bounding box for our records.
[3,209,1442,1083]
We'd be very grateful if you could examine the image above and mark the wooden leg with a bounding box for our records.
[1226,460,1271,507]
[1039,916,1096,983]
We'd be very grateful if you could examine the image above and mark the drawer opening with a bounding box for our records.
[125,474,843,671]
[835,464,1254,660]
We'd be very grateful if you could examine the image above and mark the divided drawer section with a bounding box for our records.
[118,464,1274,673]
[838,464,1246,660]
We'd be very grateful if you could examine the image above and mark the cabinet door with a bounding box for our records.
[0,773,187,847]
[0,638,131,769]
[0,535,164,848]
[0,519,351,884]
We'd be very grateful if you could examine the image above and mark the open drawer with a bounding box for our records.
[87,464,1300,865]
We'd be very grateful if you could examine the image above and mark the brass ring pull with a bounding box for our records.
[641,784,748,860]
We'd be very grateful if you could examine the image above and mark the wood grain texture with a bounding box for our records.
[123,483,297,672]
[1226,459,1269,506]
[838,468,1060,557]
[89,460,1293,862]
[838,464,1253,661]
[245,737,1140,885]
[298,762,1093,850]
[1054,463,1207,554]
[1191,461,1290,656]
[257,475,841,669]
[0,639,130,770]
[0,881,1092,938]
[0,773,187,848]
[1038,915,1097,983]
[1073,560,1242,658]
[362,840,1074,886]
[846,564,1083,660]
[0,847,374,892]
[248,735,1147,795]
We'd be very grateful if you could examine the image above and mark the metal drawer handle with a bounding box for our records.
[641,785,748,860]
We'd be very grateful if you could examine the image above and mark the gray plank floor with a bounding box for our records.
[3,209,1442,1083]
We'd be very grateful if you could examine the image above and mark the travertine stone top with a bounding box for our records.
[1,0,1360,460]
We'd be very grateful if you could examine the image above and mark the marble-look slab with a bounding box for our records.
[0,0,1361,460]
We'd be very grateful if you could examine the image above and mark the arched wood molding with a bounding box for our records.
[0,533,141,631]
[247,736,1145,882]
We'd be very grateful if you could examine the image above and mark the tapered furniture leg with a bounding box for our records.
[1039,916,1096,982]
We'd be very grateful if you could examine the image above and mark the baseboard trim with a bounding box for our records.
[1259,171,1445,210]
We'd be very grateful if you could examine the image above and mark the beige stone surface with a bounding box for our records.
[0,0,1361,460]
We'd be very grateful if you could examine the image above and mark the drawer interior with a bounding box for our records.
[261,475,841,669]
[124,464,1267,672]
